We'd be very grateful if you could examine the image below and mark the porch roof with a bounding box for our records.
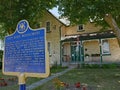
[61,30,116,42]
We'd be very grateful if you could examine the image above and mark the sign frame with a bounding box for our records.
[2,20,50,83]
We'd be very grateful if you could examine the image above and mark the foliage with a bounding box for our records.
[52,78,65,90]
[81,63,118,69]
[58,0,120,27]
[0,0,57,35]
[102,64,118,69]
[0,24,8,39]
[57,0,120,45]
[50,65,68,74]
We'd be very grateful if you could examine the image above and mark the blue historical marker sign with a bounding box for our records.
[4,20,47,74]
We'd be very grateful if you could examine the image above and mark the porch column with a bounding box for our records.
[80,40,84,63]
[59,25,63,66]
[60,41,62,66]
[99,39,103,66]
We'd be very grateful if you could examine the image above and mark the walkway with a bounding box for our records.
[26,66,75,90]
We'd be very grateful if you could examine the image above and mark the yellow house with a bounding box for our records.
[38,11,120,66]
[37,11,67,66]
[61,22,120,65]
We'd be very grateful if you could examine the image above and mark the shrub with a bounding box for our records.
[81,63,119,69]
[102,64,117,69]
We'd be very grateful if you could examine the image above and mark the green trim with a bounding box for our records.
[61,37,116,42]
[70,41,81,63]
[102,54,111,56]
[60,41,62,66]
[99,39,103,66]
[70,42,72,63]
[79,40,82,63]
[59,25,62,66]
[70,41,72,63]
[81,40,84,62]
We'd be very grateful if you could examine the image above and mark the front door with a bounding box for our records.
[71,45,80,63]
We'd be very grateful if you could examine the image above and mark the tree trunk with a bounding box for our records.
[104,14,120,46]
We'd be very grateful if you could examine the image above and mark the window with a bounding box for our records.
[77,24,84,31]
[46,21,51,32]
[101,39,110,54]
[47,42,51,55]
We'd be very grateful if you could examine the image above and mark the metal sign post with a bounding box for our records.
[19,73,26,90]
[76,37,80,68]
[20,85,26,90]
[3,20,50,90]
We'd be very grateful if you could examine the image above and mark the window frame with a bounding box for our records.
[46,21,51,33]
[101,39,110,55]
[77,24,84,32]
[47,41,51,56]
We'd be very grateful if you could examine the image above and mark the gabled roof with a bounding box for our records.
[47,10,68,26]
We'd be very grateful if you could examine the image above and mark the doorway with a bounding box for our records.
[71,45,80,63]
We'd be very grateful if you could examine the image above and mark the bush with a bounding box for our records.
[82,64,118,69]
[102,64,117,69]
[50,65,68,74]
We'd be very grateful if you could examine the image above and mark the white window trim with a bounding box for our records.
[101,39,110,55]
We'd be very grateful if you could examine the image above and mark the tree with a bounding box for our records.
[0,50,3,69]
[57,0,120,45]
[0,0,57,35]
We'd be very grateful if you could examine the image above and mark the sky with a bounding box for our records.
[49,7,60,18]
[49,7,70,25]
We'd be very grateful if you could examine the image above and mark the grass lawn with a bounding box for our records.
[0,66,68,90]
[1,65,120,90]
[33,68,120,90]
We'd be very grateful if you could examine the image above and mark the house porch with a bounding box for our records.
[60,30,117,66]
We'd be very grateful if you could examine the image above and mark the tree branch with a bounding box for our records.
[104,14,120,46]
